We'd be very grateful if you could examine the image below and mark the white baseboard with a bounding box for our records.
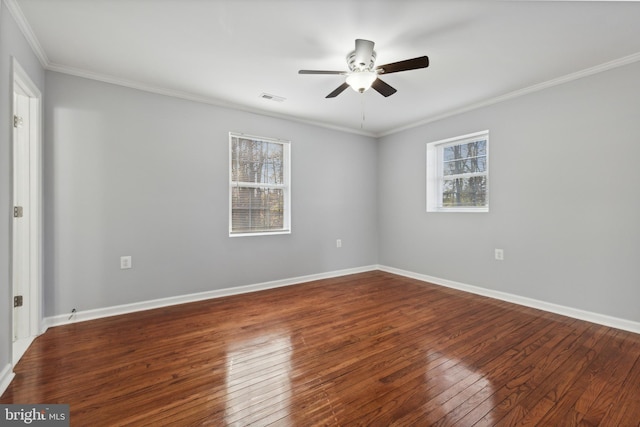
[13,336,36,366]
[41,263,640,334]
[0,363,16,398]
[44,265,379,328]
[379,265,640,335]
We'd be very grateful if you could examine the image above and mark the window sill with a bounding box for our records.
[427,207,489,213]
[229,230,291,237]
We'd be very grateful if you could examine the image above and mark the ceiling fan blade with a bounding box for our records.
[326,82,350,98]
[354,39,375,69]
[376,56,429,74]
[299,70,347,75]
[371,78,397,97]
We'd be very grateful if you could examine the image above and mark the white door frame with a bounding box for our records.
[11,57,43,364]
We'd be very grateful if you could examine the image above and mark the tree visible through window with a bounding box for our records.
[229,133,291,235]
[427,130,489,212]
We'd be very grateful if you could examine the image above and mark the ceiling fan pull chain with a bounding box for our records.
[361,93,366,129]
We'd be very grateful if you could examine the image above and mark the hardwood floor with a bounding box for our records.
[2,271,640,426]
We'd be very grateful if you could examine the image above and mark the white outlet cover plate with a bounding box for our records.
[120,256,132,269]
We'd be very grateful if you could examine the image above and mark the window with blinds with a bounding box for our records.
[427,130,489,212]
[229,133,291,236]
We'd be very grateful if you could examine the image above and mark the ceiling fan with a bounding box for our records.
[299,39,429,98]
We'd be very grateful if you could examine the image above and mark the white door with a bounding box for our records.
[13,89,31,342]
[11,59,42,364]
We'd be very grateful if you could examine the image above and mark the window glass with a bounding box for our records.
[229,133,291,235]
[427,131,489,212]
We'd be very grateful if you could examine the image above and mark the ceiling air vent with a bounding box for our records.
[260,93,286,102]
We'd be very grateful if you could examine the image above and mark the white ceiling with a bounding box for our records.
[10,0,640,136]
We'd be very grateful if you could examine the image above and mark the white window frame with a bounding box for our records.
[229,132,291,237]
[426,130,489,213]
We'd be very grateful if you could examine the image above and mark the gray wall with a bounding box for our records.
[378,60,640,322]
[44,71,378,316]
[4,2,640,378]
[0,0,45,374]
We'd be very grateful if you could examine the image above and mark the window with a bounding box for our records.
[426,130,489,212]
[229,133,291,236]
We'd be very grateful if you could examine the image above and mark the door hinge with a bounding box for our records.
[13,115,23,128]
[14,206,24,218]
[14,295,23,308]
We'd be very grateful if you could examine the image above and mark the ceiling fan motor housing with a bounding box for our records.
[347,49,376,72]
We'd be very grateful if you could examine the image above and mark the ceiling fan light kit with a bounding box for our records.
[299,38,429,98]
[345,70,378,93]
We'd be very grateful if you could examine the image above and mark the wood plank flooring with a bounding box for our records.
[2,271,640,426]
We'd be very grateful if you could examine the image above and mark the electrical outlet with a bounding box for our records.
[120,255,132,269]
[336,239,342,248]
[495,249,504,261]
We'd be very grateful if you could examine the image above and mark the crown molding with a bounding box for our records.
[379,51,640,137]
[4,0,375,138]
[4,0,49,67]
[46,62,377,138]
[6,0,640,139]
[49,50,640,139]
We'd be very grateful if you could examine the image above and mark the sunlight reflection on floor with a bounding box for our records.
[225,333,293,425]
[421,352,495,424]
